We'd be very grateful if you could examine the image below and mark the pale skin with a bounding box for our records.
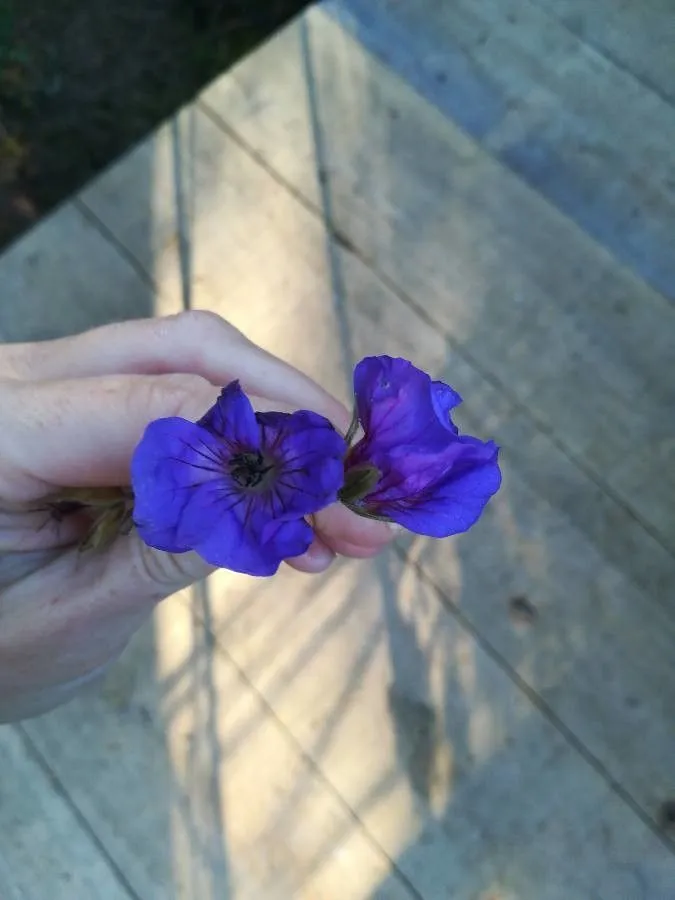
[0,311,393,722]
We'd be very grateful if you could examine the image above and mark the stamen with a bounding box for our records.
[229,451,275,489]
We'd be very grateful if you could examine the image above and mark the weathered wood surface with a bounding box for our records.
[2,1,675,898]
[0,725,133,899]
[0,203,156,342]
[531,0,675,106]
[321,0,675,302]
[70,45,675,898]
[201,555,675,899]
[197,6,675,552]
[23,595,412,900]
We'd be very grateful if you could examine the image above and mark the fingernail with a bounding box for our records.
[306,542,335,569]
[386,522,404,534]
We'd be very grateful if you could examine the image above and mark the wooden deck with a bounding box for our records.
[2,1,675,897]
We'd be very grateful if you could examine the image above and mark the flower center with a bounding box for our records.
[229,451,275,489]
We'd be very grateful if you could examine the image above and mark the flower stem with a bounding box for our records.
[42,486,134,553]
[344,402,360,446]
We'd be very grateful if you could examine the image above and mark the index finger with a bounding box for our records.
[3,311,352,431]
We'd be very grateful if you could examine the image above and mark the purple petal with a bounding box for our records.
[193,499,313,575]
[131,417,229,552]
[260,518,314,562]
[431,381,461,435]
[198,381,260,450]
[257,410,347,519]
[172,477,243,547]
[353,356,461,452]
[257,409,336,433]
[388,458,502,537]
[191,503,275,574]
[366,437,491,500]
[367,441,501,537]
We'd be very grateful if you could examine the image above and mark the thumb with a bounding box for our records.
[101,528,216,608]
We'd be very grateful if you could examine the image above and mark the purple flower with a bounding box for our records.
[341,356,501,537]
[131,382,346,576]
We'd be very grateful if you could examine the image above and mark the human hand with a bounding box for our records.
[0,311,394,722]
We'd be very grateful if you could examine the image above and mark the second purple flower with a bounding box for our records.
[340,356,501,537]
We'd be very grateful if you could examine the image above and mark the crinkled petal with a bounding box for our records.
[257,410,346,519]
[367,437,494,502]
[198,381,260,450]
[368,442,501,537]
[431,381,461,435]
[353,356,461,453]
[131,417,230,552]
[388,459,501,537]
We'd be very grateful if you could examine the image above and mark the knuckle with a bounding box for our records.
[155,310,250,374]
[134,540,198,595]
[170,308,237,341]
[136,372,213,419]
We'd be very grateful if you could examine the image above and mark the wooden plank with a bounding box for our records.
[70,114,241,317]
[0,725,133,900]
[0,203,164,342]
[23,594,414,900]
[200,554,675,899]
[79,102,675,601]
[5,7,674,897]
[194,7,675,550]
[82,96,675,598]
[79,106,359,398]
[531,0,675,107]
[323,0,675,303]
[76,86,675,890]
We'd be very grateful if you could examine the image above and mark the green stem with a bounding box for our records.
[344,402,360,446]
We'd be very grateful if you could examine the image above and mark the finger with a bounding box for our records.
[0,546,65,592]
[0,541,170,694]
[3,311,351,431]
[284,535,335,574]
[1,372,346,491]
[311,502,394,557]
[1,373,221,500]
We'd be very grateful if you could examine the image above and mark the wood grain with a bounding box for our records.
[77,72,675,894]
[22,595,414,900]
[197,6,675,550]
[531,0,675,106]
[0,725,133,900]
[6,4,675,896]
[324,0,675,302]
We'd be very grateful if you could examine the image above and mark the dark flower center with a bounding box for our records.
[229,450,275,489]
